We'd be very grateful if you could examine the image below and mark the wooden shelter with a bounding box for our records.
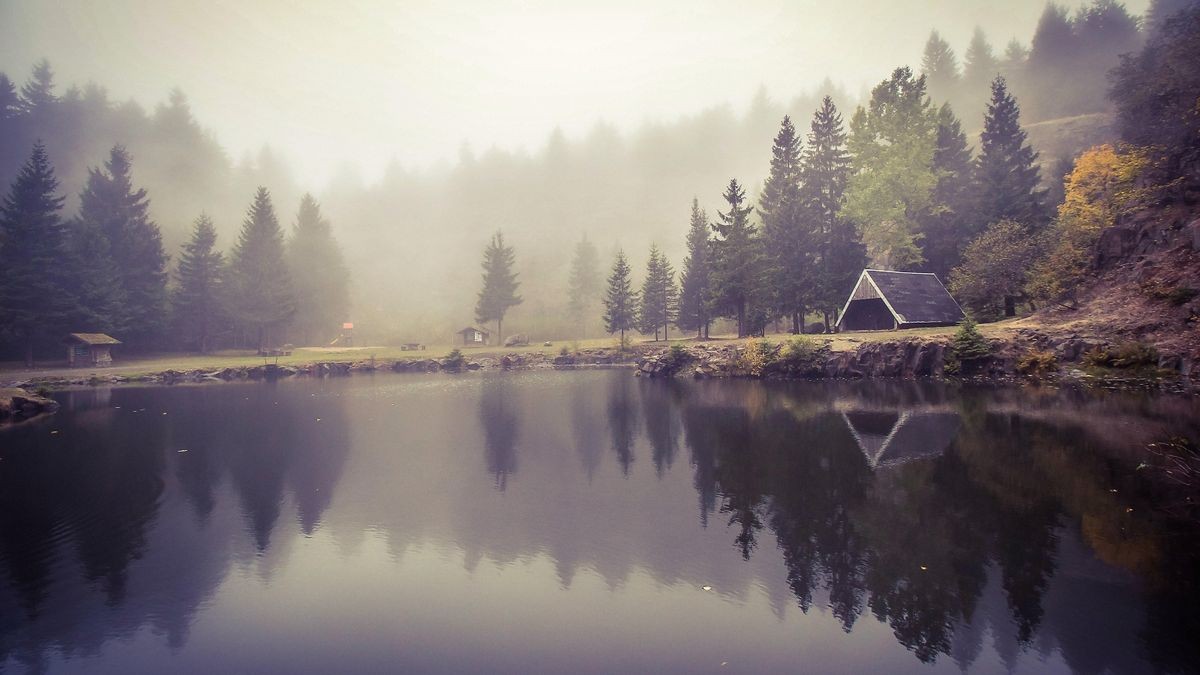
[458,326,490,346]
[836,269,965,331]
[65,333,121,367]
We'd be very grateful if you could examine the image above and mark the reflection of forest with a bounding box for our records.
[0,375,1196,672]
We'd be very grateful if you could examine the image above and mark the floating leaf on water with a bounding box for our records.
[178,449,188,453]
[701,585,713,592]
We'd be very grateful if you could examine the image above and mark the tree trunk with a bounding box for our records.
[823,310,832,333]
[497,317,503,346]
[792,312,800,335]
[799,313,806,334]
[737,302,746,338]
[1004,296,1016,317]
[663,323,669,341]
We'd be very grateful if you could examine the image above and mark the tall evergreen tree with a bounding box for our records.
[603,249,638,346]
[921,30,961,104]
[474,230,522,343]
[18,59,56,115]
[760,116,812,334]
[711,178,764,337]
[173,214,226,353]
[843,67,939,269]
[0,74,20,120]
[801,97,864,327]
[226,187,295,352]
[918,103,976,279]
[0,142,73,366]
[65,217,124,334]
[975,77,1045,229]
[638,244,677,341]
[677,198,713,339]
[288,194,349,345]
[963,28,1000,92]
[566,234,602,337]
[75,145,168,347]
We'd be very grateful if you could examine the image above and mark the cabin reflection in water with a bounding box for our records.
[841,410,961,468]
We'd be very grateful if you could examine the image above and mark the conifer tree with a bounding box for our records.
[288,194,349,345]
[638,244,677,341]
[0,74,19,120]
[677,198,713,339]
[711,179,764,337]
[603,249,638,346]
[975,77,1045,228]
[0,142,73,366]
[760,116,811,334]
[66,218,124,334]
[76,145,168,347]
[921,30,961,104]
[566,234,602,337]
[226,187,295,352]
[18,59,56,115]
[918,103,976,279]
[801,97,864,327]
[474,230,522,343]
[173,214,226,353]
[962,27,1000,120]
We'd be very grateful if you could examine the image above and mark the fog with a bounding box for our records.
[0,0,1157,347]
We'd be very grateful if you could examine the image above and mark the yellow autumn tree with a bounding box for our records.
[1026,144,1150,306]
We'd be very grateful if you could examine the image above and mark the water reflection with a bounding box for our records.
[0,373,1197,673]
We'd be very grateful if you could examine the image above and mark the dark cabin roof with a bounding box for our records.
[458,326,489,335]
[843,270,964,326]
[842,411,961,468]
[65,333,122,345]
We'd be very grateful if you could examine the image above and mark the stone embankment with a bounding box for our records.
[0,387,60,425]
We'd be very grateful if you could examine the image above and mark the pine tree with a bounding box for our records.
[638,245,677,341]
[0,142,73,366]
[226,187,295,352]
[921,30,961,104]
[0,74,20,120]
[76,145,168,347]
[975,77,1045,229]
[962,27,1000,121]
[760,116,812,334]
[603,249,638,346]
[918,103,976,279]
[18,59,56,115]
[801,97,864,327]
[711,179,765,337]
[474,230,522,343]
[566,234,601,337]
[65,218,124,334]
[173,214,226,353]
[677,198,713,339]
[288,194,349,345]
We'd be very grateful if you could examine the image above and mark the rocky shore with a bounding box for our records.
[0,387,60,425]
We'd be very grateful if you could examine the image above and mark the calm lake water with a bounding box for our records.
[1,371,1199,674]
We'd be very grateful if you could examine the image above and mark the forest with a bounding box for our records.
[1,0,1197,361]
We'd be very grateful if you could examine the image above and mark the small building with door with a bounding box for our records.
[65,333,121,367]
[836,269,965,331]
[458,326,490,346]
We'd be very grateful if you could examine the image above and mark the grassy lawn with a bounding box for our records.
[0,320,1029,384]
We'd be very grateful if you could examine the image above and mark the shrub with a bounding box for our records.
[559,346,570,357]
[658,344,693,375]
[443,348,466,370]
[1016,350,1058,376]
[1082,341,1159,370]
[951,320,991,361]
[736,340,776,377]
[775,337,824,375]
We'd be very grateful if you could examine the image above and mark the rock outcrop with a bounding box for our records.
[0,387,59,425]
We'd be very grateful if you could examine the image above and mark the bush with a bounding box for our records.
[443,348,466,370]
[775,337,824,375]
[951,320,991,361]
[736,340,776,377]
[1017,350,1059,376]
[1082,341,1159,370]
[658,344,693,375]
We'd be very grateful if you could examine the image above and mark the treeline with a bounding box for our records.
[0,140,349,364]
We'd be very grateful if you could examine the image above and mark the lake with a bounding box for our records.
[1,371,1198,674]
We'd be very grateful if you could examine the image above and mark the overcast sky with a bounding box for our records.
[0,0,1150,187]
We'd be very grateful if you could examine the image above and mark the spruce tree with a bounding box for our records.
[921,30,961,104]
[66,218,124,334]
[975,76,1045,229]
[918,103,976,279]
[677,198,713,339]
[0,74,20,120]
[962,27,1000,121]
[226,187,295,352]
[711,178,764,337]
[18,59,56,115]
[288,194,349,345]
[474,231,522,343]
[76,145,168,347]
[566,234,601,337]
[760,116,811,334]
[173,214,226,353]
[801,97,864,327]
[638,245,677,341]
[0,142,73,366]
[603,249,638,346]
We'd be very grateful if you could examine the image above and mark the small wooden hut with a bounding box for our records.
[458,326,490,346]
[65,333,121,367]
[836,269,965,331]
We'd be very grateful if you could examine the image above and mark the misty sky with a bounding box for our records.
[1,0,1150,187]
